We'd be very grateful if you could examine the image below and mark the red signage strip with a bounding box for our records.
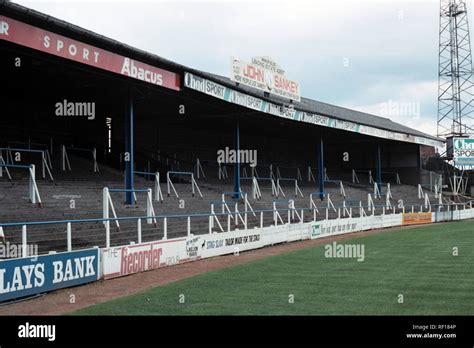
[0,15,180,90]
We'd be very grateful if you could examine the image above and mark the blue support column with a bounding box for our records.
[317,137,325,200]
[233,120,241,199]
[124,93,134,204]
[375,143,382,192]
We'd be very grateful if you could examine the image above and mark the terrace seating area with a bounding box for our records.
[0,150,441,255]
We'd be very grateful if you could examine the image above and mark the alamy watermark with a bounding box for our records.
[0,242,38,259]
[380,99,420,120]
[217,147,257,167]
[55,99,95,120]
[324,241,365,262]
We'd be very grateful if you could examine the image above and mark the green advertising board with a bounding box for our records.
[453,137,474,165]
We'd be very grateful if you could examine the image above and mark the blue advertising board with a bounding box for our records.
[0,248,99,302]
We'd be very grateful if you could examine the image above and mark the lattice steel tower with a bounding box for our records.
[437,0,474,138]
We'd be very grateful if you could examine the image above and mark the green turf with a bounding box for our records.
[74,220,474,315]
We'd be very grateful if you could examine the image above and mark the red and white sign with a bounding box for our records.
[102,238,190,280]
[230,56,300,101]
[0,15,180,90]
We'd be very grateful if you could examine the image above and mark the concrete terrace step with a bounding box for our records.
[1,158,427,255]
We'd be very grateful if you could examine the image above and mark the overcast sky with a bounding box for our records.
[14,0,474,136]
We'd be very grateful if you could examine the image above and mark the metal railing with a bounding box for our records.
[276,178,304,198]
[220,191,255,216]
[105,187,157,227]
[275,166,302,181]
[272,199,303,225]
[381,171,401,185]
[0,147,53,181]
[61,145,99,173]
[242,176,274,199]
[421,171,443,196]
[134,171,163,202]
[194,158,206,179]
[374,181,382,199]
[166,171,203,198]
[218,163,229,180]
[352,169,374,184]
[0,163,42,206]
[1,201,472,257]
[307,166,316,182]
[325,179,346,197]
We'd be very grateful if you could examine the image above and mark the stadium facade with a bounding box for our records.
[3,1,471,304]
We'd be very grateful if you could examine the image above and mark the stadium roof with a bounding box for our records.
[0,0,443,145]
[202,72,441,142]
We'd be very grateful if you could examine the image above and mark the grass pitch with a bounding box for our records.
[75,220,474,315]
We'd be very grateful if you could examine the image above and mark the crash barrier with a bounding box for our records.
[306,166,329,182]
[220,191,255,215]
[210,192,255,231]
[241,165,275,180]
[276,178,304,198]
[0,147,53,181]
[421,171,443,197]
[103,187,157,243]
[194,158,229,180]
[241,165,260,179]
[194,158,205,179]
[218,163,229,180]
[275,166,302,181]
[61,145,99,173]
[374,182,382,199]
[1,202,473,302]
[8,140,50,153]
[273,199,303,225]
[242,164,293,181]
[0,163,42,205]
[381,171,401,185]
[167,171,203,199]
[449,173,468,196]
[134,171,164,202]
[307,166,316,182]
[241,176,278,199]
[325,180,346,197]
[352,169,374,184]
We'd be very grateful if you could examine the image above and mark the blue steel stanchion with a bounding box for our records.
[125,93,134,204]
[233,120,241,199]
[317,137,325,200]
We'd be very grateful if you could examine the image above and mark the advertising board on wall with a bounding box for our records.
[0,248,99,302]
[309,214,404,240]
[0,15,181,91]
[102,238,189,280]
[402,213,433,226]
[434,208,474,222]
[309,217,370,239]
[184,72,444,148]
[451,137,474,165]
[230,56,301,101]
[199,229,263,258]
[101,230,265,280]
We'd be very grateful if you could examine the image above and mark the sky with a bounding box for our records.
[14,0,474,136]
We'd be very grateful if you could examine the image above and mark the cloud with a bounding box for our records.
[344,80,439,136]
